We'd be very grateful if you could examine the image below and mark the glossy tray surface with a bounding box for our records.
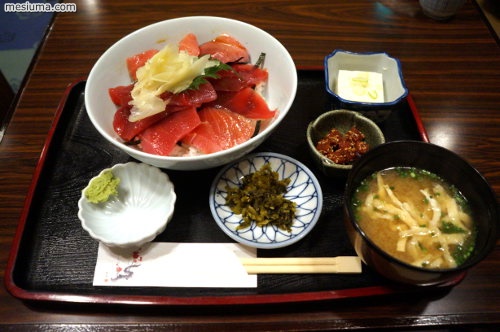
[6,70,441,305]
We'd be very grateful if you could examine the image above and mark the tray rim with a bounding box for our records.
[5,69,460,307]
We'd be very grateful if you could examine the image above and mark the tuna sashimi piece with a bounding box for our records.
[112,77,216,120]
[181,106,256,153]
[109,84,134,107]
[231,64,268,86]
[180,122,223,154]
[161,82,217,107]
[209,64,268,92]
[199,34,250,64]
[113,104,167,142]
[213,35,247,50]
[211,87,275,119]
[139,107,201,156]
[126,49,159,80]
[178,33,200,56]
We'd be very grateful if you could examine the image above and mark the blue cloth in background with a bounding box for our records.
[0,0,57,50]
[0,1,58,92]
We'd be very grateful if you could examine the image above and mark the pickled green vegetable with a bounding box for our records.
[225,163,297,232]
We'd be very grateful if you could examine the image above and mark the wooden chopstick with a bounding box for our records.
[240,256,362,274]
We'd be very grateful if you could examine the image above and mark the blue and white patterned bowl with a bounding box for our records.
[209,152,323,249]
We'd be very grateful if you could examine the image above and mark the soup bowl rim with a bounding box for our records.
[344,140,498,275]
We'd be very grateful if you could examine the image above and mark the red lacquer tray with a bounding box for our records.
[5,69,463,306]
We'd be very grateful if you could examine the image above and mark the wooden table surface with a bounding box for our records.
[1,0,499,330]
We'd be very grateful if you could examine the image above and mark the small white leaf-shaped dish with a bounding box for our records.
[78,162,176,248]
[209,152,323,249]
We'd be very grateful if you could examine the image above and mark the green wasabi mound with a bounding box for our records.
[84,170,120,204]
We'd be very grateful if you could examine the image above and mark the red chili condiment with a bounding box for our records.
[315,126,369,164]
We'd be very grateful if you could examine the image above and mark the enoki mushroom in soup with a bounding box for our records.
[351,167,476,269]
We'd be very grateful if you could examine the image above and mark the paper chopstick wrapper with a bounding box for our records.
[93,242,257,288]
[93,242,362,289]
[241,256,362,274]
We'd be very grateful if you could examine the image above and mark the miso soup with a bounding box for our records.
[351,167,476,269]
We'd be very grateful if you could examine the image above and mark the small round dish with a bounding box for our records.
[209,152,323,249]
[307,109,385,178]
[78,162,176,248]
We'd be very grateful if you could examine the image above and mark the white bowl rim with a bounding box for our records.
[85,16,298,165]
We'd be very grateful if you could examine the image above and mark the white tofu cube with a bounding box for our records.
[336,70,384,103]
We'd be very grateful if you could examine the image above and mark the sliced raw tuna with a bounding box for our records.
[111,80,216,119]
[113,104,167,142]
[211,87,275,119]
[180,122,222,154]
[110,34,275,157]
[178,33,200,56]
[126,49,159,80]
[139,107,201,156]
[232,64,268,86]
[161,82,217,107]
[209,64,268,92]
[213,35,247,49]
[199,34,250,64]
[109,84,134,107]
[181,106,256,153]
